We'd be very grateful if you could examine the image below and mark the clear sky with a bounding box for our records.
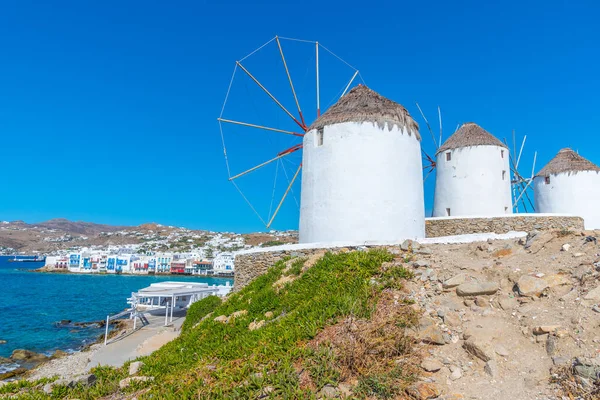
[1,0,599,232]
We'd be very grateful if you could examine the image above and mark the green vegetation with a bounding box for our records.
[261,240,286,247]
[0,378,55,395]
[180,295,222,332]
[557,229,574,237]
[8,249,418,399]
[283,257,306,276]
[354,367,408,398]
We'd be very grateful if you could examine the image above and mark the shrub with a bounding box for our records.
[181,295,222,332]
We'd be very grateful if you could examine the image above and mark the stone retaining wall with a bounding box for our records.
[234,215,583,291]
[234,246,367,291]
[425,215,584,238]
[235,248,321,291]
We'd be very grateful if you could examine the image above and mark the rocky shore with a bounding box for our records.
[0,319,129,382]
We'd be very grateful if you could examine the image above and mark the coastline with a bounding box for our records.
[33,266,234,279]
[0,319,128,381]
[0,256,232,384]
[26,310,185,382]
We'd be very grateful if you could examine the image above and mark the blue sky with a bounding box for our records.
[1,0,598,232]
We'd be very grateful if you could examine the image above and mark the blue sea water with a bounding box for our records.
[0,256,233,363]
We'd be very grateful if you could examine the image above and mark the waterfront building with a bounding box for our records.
[147,258,157,274]
[170,259,187,274]
[116,255,131,273]
[43,249,235,276]
[45,256,68,270]
[107,256,117,273]
[68,253,81,272]
[156,253,173,274]
[97,254,107,272]
[82,251,92,271]
[132,255,150,274]
[192,260,213,275]
[213,252,234,275]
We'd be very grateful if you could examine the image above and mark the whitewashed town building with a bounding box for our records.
[45,249,234,276]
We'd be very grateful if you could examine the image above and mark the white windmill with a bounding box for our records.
[533,148,600,229]
[415,106,537,217]
[218,36,364,231]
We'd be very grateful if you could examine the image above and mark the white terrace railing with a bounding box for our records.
[104,308,135,346]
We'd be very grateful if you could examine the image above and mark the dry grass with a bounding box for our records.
[242,233,297,247]
[551,366,600,400]
[556,229,575,238]
[492,248,513,258]
[309,289,419,381]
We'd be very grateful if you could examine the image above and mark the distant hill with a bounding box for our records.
[0,218,298,254]
[32,218,127,235]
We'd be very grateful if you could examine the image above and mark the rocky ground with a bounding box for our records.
[398,229,600,399]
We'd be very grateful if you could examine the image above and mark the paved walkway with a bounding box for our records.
[87,309,186,368]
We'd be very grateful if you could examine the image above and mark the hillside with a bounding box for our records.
[0,219,298,254]
[34,219,126,235]
[2,230,600,399]
[1,249,423,399]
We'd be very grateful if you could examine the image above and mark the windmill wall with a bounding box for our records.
[433,145,512,217]
[534,171,600,229]
[299,121,425,243]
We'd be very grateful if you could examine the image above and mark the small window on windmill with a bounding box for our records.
[505,206,508,213]
[545,176,551,184]
[316,128,324,147]
[501,150,504,158]
[502,170,506,180]
[446,152,451,161]
[446,208,451,216]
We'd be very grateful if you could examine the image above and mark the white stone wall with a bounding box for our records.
[433,145,512,217]
[299,121,425,243]
[534,171,600,229]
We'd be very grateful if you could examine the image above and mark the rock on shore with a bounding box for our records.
[10,349,48,363]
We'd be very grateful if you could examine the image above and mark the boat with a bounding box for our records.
[8,255,46,263]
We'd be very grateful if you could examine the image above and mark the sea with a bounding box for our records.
[0,255,233,373]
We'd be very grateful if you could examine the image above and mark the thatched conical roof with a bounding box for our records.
[437,122,506,154]
[536,148,600,177]
[307,85,420,140]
